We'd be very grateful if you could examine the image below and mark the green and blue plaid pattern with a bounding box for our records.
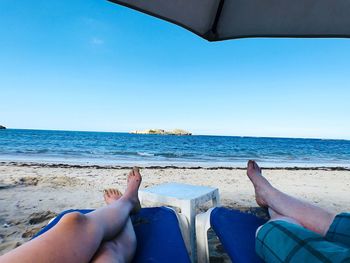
[326,213,350,248]
[256,214,350,263]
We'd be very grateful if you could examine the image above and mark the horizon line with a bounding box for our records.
[3,127,350,141]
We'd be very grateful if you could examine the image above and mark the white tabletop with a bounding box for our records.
[140,183,217,200]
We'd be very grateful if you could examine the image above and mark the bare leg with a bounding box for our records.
[91,189,137,263]
[247,160,336,236]
[256,208,302,237]
[0,168,142,263]
[268,207,302,225]
[92,219,136,263]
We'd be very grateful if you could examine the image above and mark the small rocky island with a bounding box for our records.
[130,129,192,136]
[0,125,6,130]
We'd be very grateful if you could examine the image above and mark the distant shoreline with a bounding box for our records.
[1,161,349,171]
[3,128,350,141]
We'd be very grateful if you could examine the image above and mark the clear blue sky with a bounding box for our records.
[1,0,350,139]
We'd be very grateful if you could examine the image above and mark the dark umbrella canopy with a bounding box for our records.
[108,0,350,41]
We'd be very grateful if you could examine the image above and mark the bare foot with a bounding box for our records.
[124,167,142,213]
[103,188,123,205]
[246,160,272,208]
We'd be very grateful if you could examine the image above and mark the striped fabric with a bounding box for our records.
[256,214,350,263]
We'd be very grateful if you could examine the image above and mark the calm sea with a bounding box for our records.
[0,129,349,167]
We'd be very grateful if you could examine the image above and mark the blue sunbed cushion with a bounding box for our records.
[33,207,190,263]
[132,207,190,263]
[210,207,267,263]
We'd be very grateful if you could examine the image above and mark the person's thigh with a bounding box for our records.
[326,213,350,248]
[256,220,350,263]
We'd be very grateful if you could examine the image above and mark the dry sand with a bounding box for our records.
[0,162,349,261]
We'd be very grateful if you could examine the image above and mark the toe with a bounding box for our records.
[247,160,254,168]
[253,161,261,172]
[133,167,141,181]
[133,167,140,175]
[128,170,134,181]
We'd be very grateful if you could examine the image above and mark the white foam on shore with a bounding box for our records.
[0,157,349,170]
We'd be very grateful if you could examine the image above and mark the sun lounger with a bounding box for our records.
[33,207,191,263]
[196,207,268,263]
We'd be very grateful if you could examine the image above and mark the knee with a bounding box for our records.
[60,212,88,228]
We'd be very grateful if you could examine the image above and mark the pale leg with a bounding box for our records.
[247,160,336,236]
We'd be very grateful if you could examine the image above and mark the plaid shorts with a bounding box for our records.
[256,213,350,262]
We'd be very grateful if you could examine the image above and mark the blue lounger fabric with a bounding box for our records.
[33,207,190,263]
[210,207,268,263]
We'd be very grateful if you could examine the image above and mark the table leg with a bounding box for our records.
[212,190,220,207]
[181,201,196,262]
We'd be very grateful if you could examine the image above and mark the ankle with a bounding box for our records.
[261,186,279,207]
[120,194,137,206]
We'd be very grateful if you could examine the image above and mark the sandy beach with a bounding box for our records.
[1,162,349,260]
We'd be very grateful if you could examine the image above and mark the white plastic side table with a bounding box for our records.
[139,183,220,262]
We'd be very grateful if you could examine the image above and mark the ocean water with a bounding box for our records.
[0,129,349,167]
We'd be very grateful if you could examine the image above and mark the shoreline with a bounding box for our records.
[1,161,350,171]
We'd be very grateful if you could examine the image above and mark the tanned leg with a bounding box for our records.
[91,189,138,263]
[0,168,142,263]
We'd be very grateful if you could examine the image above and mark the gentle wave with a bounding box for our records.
[137,152,155,157]
[0,129,349,167]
